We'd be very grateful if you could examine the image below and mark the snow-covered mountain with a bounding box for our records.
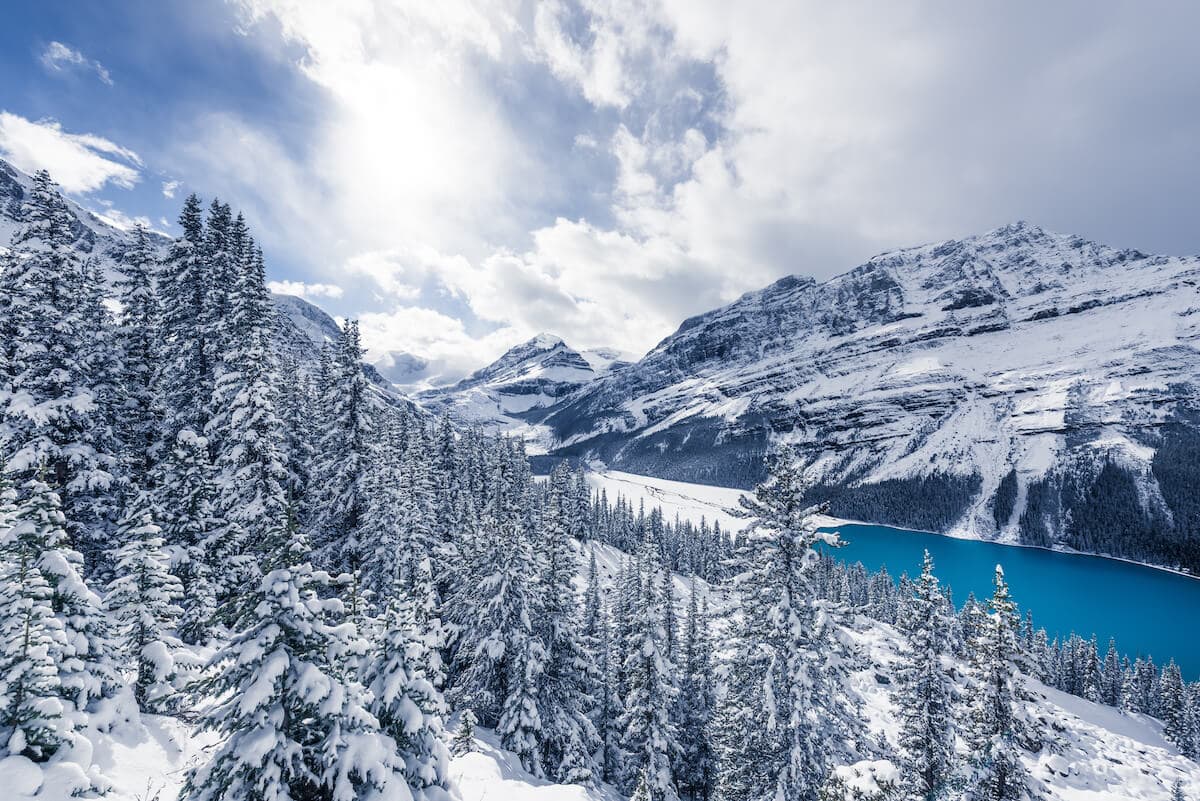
[417,333,631,432]
[1,157,172,267]
[535,223,1200,570]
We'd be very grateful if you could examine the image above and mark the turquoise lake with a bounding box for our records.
[821,523,1200,680]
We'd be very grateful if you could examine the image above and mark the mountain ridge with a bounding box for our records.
[519,221,1200,571]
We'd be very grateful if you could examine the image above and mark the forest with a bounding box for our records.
[0,170,1197,801]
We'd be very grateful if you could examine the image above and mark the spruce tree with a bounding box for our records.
[103,489,187,712]
[157,429,219,644]
[962,566,1039,801]
[1159,661,1190,754]
[0,171,117,570]
[449,445,546,776]
[533,464,599,783]
[113,224,164,485]
[618,535,680,801]
[1100,639,1123,708]
[894,551,955,800]
[314,321,373,572]
[206,238,289,614]
[675,582,716,801]
[0,474,68,760]
[716,447,844,801]
[157,193,211,439]
[452,709,477,756]
[361,580,452,800]
[183,534,409,801]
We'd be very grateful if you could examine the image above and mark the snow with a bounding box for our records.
[450,727,623,801]
[586,470,752,534]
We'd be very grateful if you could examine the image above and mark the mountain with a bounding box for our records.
[536,222,1200,571]
[417,333,631,433]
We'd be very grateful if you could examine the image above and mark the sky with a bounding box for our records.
[3,1,1200,385]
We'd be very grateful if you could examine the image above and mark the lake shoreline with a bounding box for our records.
[814,513,1200,584]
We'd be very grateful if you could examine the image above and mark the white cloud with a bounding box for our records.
[90,199,157,233]
[0,112,141,193]
[358,306,525,386]
[214,1,1200,380]
[40,41,113,86]
[161,180,181,198]
[267,280,344,299]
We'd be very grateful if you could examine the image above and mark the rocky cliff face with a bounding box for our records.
[536,223,1200,570]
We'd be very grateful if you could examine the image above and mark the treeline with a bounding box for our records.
[810,553,1200,762]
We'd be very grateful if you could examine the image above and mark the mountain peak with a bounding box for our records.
[529,332,565,350]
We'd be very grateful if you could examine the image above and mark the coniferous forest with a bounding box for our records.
[2,170,1200,801]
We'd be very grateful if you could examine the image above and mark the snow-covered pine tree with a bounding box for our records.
[314,320,373,572]
[1159,661,1191,755]
[113,225,165,485]
[449,444,547,777]
[205,238,290,618]
[103,489,186,712]
[675,581,716,801]
[893,550,955,800]
[275,354,316,521]
[183,531,411,801]
[1100,639,1123,708]
[0,471,68,760]
[0,171,117,570]
[962,566,1039,801]
[597,601,627,785]
[157,193,211,439]
[618,534,680,801]
[533,464,600,784]
[453,709,477,755]
[157,429,219,644]
[361,578,453,801]
[399,424,447,685]
[200,201,235,373]
[716,446,843,801]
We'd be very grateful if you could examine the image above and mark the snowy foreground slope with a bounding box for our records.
[521,223,1200,571]
[19,540,1197,801]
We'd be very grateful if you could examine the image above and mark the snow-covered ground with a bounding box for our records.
[585,469,752,534]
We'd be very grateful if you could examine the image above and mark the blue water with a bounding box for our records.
[821,523,1200,680]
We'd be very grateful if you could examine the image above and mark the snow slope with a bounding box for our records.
[842,613,1200,800]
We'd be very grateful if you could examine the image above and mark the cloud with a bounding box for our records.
[217,1,1200,381]
[161,180,181,198]
[40,41,113,86]
[0,112,142,193]
[358,306,526,386]
[89,199,160,233]
[267,280,344,299]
